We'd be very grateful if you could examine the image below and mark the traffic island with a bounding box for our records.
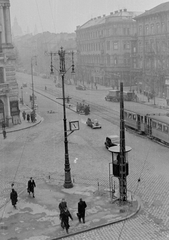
[0,178,141,240]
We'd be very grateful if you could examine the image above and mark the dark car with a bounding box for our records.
[105,90,120,102]
[76,85,86,90]
[104,135,119,149]
[86,118,101,129]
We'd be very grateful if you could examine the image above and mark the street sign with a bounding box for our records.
[69,120,79,131]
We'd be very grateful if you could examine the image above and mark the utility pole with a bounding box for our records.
[119,82,127,202]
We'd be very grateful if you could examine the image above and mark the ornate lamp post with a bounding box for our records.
[31,57,35,111]
[51,47,74,188]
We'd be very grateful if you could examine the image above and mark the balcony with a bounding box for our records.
[0,83,10,95]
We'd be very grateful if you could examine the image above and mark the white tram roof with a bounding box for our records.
[124,102,167,116]
[149,115,169,124]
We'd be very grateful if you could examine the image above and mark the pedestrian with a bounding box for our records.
[77,198,87,223]
[27,177,36,198]
[10,186,18,209]
[27,113,30,122]
[60,207,73,234]
[22,111,26,120]
[30,112,34,123]
[2,129,6,139]
[59,198,67,228]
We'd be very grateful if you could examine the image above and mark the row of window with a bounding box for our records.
[152,121,169,133]
[79,41,131,52]
[138,39,169,53]
[139,21,168,35]
[78,26,131,40]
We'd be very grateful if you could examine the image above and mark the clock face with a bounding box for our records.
[69,121,79,131]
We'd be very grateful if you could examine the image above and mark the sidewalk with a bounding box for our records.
[2,103,43,134]
[0,177,140,240]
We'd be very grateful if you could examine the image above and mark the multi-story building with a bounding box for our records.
[76,9,141,88]
[135,2,169,97]
[0,0,19,126]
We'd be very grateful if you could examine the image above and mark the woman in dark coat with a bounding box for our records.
[60,208,73,234]
[27,113,30,122]
[77,198,87,223]
[27,177,36,198]
[10,188,18,209]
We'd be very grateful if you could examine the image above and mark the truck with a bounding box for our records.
[105,90,120,102]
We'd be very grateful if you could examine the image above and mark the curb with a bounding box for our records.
[2,116,43,134]
[52,196,141,240]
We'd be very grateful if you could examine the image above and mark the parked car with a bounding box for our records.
[104,135,119,149]
[86,118,101,129]
[105,90,120,102]
[76,85,86,90]
[123,91,138,101]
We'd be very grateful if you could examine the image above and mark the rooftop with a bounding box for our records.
[77,9,142,30]
[135,2,169,19]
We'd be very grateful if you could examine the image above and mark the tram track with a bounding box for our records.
[33,86,121,126]
[32,85,169,148]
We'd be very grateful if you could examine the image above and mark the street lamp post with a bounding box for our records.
[58,47,74,188]
[31,57,35,112]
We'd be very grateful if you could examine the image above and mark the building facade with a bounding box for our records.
[135,2,169,97]
[0,0,19,126]
[76,9,141,88]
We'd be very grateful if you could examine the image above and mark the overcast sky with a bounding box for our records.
[10,0,168,34]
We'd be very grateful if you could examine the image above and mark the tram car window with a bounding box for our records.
[157,123,162,131]
[163,125,168,134]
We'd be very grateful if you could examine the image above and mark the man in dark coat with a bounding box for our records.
[22,111,26,120]
[2,129,6,139]
[60,208,73,234]
[10,188,18,209]
[59,198,67,213]
[77,198,87,223]
[59,198,67,228]
[27,113,30,122]
[27,177,36,198]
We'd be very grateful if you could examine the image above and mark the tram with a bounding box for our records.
[124,102,169,145]
[147,115,169,145]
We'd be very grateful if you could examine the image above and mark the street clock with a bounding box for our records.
[69,120,79,131]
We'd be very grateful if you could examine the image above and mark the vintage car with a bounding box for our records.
[105,90,120,102]
[86,118,101,129]
[104,135,119,149]
[76,85,86,90]
[123,91,138,101]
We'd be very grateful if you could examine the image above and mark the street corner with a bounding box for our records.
[84,188,141,227]
[0,184,62,240]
